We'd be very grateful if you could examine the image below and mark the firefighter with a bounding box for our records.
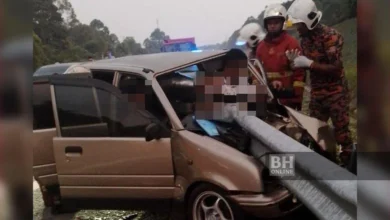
[256,4,306,111]
[237,22,265,59]
[286,0,353,166]
[237,22,266,85]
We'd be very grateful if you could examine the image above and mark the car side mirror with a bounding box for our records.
[145,123,162,142]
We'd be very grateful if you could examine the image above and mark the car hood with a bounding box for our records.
[284,106,338,152]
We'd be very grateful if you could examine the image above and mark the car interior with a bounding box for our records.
[115,73,172,136]
[92,70,115,84]
[155,56,253,152]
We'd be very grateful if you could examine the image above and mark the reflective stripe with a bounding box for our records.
[266,71,293,79]
[267,72,282,79]
[293,81,305,87]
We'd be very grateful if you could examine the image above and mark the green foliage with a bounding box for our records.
[116,37,144,56]
[143,28,170,54]
[314,0,357,26]
[33,32,48,71]
[58,44,93,63]
[334,18,357,124]
[33,0,171,71]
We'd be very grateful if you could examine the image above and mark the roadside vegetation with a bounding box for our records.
[33,0,171,71]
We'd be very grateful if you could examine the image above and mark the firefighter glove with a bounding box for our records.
[292,56,314,68]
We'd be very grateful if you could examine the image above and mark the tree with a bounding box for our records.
[150,28,169,41]
[54,0,80,28]
[57,44,92,62]
[33,0,71,66]
[90,19,110,35]
[33,0,171,70]
[33,32,48,70]
[33,0,68,50]
[84,40,104,55]
[68,24,94,46]
[142,28,170,54]
[143,38,161,54]
[115,37,144,57]
[109,34,120,46]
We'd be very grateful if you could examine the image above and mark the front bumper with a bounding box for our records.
[229,188,302,218]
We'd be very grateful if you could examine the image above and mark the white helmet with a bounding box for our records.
[286,0,323,30]
[263,4,289,32]
[264,4,287,23]
[236,22,266,48]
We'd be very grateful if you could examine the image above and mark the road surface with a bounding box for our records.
[33,179,39,190]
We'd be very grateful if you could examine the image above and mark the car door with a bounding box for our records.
[48,76,175,209]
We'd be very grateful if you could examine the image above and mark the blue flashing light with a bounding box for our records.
[191,50,203,52]
[236,41,246,46]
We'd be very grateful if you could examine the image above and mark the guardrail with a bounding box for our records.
[358,157,390,220]
[233,114,357,220]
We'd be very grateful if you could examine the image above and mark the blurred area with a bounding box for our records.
[358,0,390,152]
[0,0,33,219]
[357,0,390,220]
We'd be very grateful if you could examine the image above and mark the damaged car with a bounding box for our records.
[32,49,339,219]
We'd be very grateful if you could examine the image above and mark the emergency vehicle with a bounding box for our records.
[160,37,199,52]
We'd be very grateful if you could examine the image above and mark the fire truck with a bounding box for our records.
[160,37,199,52]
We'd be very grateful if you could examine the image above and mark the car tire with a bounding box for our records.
[41,189,53,207]
[187,183,247,220]
[51,204,62,215]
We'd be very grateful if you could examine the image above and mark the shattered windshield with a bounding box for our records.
[175,65,198,79]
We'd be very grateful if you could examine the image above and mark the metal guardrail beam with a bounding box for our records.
[357,158,390,220]
[233,115,357,220]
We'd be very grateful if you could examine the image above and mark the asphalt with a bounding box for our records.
[33,178,317,219]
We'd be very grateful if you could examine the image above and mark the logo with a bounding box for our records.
[268,154,295,177]
[269,47,275,55]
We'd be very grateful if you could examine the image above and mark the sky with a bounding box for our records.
[68,0,286,46]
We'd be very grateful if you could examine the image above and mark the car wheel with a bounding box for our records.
[41,189,54,207]
[187,184,246,220]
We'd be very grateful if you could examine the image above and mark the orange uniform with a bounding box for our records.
[256,31,305,110]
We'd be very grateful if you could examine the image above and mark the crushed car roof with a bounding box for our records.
[80,50,232,76]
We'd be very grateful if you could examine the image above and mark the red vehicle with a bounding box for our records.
[161,37,199,52]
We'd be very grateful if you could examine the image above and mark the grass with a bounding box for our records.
[302,18,357,143]
[33,189,169,220]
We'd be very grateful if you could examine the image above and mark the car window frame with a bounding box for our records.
[49,75,169,138]
[33,65,73,76]
[117,72,172,132]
